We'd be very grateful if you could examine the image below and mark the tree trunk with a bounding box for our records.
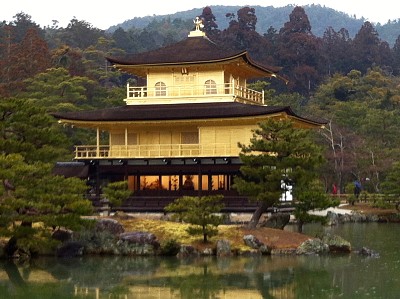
[4,236,18,257]
[246,201,269,229]
[4,260,27,288]
[297,220,304,233]
[202,225,207,243]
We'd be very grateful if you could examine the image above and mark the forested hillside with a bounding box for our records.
[1,5,400,199]
[108,4,400,46]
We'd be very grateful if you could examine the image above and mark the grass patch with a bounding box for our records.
[120,218,248,251]
[117,217,309,252]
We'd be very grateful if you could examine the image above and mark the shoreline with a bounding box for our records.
[2,203,398,260]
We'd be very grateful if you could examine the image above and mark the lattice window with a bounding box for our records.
[181,132,199,144]
[155,81,166,96]
[204,79,217,94]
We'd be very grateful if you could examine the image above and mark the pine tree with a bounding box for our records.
[0,154,92,257]
[165,195,224,243]
[294,179,339,232]
[102,181,131,207]
[381,161,400,200]
[233,118,326,229]
[0,97,92,257]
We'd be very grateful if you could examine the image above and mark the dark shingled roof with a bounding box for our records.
[52,162,89,178]
[106,35,281,74]
[52,102,325,125]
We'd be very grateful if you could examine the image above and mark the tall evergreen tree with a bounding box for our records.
[200,6,220,38]
[233,118,325,228]
[0,153,92,258]
[7,12,44,43]
[0,98,93,258]
[13,28,51,79]
[220,7,271,62]
[111,27,133,53]
[391,35,400,75]
[320,26,353,76]
[0,98,70,163]
[352,21,382,73]
[275,6,320,95]
[0,26,51,97]
[60,18,104,49]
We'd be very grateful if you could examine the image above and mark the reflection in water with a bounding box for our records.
[0,256,304,299]
[0,255,350,299]
[0,223,399,298]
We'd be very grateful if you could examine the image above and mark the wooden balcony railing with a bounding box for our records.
[75,143,239,159]
[125,82,264,105]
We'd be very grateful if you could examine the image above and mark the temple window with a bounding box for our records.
[111,133,125,145]
[127,174,232,192]
[174,74,196,84]
[128,132,138,145]
[204,79,217,94]
[155,81,167,96]
[141,176,165,190]
[209,175,229,190]
[181,132,199,144]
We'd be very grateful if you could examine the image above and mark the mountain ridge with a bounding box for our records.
[107,4,400,46]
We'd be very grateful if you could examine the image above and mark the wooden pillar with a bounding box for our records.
[198,164,202,196]
[137,174,141,191]
[95,162,100,198]
[96,127,100,157]
[124,162,128,181]
[179,173,183,191]
[125,127,128,157]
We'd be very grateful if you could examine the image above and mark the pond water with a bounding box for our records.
[0,222,399,299]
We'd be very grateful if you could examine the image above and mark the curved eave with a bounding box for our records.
[107,50,246,66]
[109,51,285,81]
[57,114,324,129]
[53,104,325,130]
[285,115,327,128]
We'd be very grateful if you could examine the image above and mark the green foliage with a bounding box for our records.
[0,153,93,256]
[3,6,400,251]
[268,92,307,113]
[102,181,131,207]
[310,67,400,193]
[294,179,339,229]
[61,18,104,49]
[381,161,400,197]
[15,230,60,256]
[344,182,358,205]
[0,98,71,163]
[234,118,326,227]
[160,239,181,256]
[234,118,324,204]
[165,195,225,243]
[248,80,277,103]
[73,225,117,255]
[372,198,392,209]
[22,68,93,111]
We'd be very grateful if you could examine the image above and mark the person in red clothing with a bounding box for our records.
[332,183,337,195]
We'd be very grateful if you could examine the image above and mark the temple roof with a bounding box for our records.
[52,162,89,178]
[52,102,325,126]
[106,35,282,77]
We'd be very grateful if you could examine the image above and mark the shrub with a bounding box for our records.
[160,239,181,256]
[165,195,225,243]
[102,181,132,207]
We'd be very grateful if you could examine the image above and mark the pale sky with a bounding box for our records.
[2,0,398,30]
